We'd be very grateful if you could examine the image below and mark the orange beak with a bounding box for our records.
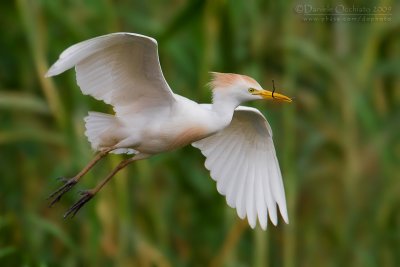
[257,89,292,103]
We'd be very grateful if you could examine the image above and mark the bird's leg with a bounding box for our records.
[63,156,137,219]
[48,147,114,207]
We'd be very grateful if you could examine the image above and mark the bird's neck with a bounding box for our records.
[211,92,240,127]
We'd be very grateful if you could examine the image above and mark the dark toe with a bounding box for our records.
[63,190,95,219]
[48,178,78,207]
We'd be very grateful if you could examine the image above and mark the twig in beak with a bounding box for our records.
[272,80,276,99]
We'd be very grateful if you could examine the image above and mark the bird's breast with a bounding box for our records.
[135,125,211,154]
[166,126,209,151]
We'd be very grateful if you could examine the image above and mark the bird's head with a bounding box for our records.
[210,72,292,104]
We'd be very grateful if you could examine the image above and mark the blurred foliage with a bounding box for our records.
[1,0,399,266]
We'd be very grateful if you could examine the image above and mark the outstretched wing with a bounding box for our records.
[192,106,288,230]
[46,32,176,116]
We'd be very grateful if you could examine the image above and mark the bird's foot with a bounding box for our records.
[63,190,95,219]
[47,177,78,207]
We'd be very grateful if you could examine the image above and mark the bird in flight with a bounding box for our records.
[46,32,292,230]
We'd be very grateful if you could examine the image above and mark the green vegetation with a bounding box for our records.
[1,0,399,266]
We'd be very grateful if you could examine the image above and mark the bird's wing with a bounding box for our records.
[46,32,176,115]
[192,106,288,229]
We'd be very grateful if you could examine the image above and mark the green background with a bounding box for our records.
[1,0,399,266]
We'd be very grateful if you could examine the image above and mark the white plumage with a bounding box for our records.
[193,106,288,229]
[46,32,292,228]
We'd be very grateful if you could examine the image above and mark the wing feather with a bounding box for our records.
[263,155,278,225]
[255,159,268,229]
[213,135,238,182]
[273,153,289,222]
[217,134,245,195]
[224,139,246,207]
[232,154,249,218]
[245,155,257,228]
[204,133,235,173]
[192,106,288,229]
[46,33,176,116]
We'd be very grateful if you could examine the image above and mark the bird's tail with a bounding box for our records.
[84,112,119,151]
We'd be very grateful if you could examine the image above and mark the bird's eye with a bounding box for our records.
[248,88,255,93]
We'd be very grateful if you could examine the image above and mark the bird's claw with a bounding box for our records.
[63,190,95,219]
[47,177,78,207]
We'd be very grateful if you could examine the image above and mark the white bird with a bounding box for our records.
[46,32,292,230]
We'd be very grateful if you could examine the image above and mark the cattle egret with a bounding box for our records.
[46,32,292,230]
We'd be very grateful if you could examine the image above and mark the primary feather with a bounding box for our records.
[193,106,288,229]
